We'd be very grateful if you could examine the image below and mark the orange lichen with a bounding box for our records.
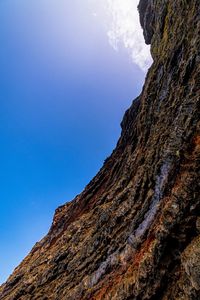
[194,135,200,148]
[92,273,123,300]
[134,236,155,267]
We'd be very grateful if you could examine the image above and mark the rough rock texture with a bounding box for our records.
[1,0,200,299]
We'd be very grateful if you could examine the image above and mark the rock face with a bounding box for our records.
[1,1,200,299]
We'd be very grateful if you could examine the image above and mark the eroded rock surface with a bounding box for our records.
[0,0,200,299]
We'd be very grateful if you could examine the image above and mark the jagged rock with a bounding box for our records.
[0,0,199,299]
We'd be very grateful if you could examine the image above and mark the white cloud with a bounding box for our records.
[104,0,152,71]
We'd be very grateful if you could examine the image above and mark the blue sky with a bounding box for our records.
[0,0,150,283]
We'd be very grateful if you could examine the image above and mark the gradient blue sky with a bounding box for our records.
[0,0,149,283]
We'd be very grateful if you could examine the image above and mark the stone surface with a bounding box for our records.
[0,0,200,299]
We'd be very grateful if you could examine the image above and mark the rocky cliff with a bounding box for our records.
[1,0,200,299]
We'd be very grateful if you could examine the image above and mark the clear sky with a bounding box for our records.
[0,0,151,283]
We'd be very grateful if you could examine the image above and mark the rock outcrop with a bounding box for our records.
[1,0,199,299]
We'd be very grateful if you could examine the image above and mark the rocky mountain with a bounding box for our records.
[0,0,200,299]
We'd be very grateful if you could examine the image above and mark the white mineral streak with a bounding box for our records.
[127,159,172,247]
[85,160,172,288]
[134,159,172,238]
[87,244,134,288]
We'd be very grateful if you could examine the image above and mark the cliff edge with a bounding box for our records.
[1,1,200,299]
